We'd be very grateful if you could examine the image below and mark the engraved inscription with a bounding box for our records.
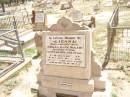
[45,35,85,67]
[35,12,44,23]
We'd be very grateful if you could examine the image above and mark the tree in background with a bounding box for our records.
[0,0,10,12]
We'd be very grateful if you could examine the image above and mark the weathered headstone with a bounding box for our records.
[32,0,49,58]
[32,11,48,58]
[104,0,113,6]
[60,1,73,10]
[37,17,111,97]
[33,0,47,10]
[69,9,83,22]
[32,11,47,31]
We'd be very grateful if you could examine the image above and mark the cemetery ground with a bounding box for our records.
[0,1,130,97]
[94,6,130,97]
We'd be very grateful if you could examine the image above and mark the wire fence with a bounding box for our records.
[103,5,130,68]
[0,4,33,77]
[110,27,130,62]
[0,15,24,61]
[0,8,32,62]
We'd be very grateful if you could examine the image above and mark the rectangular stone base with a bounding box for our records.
[92,80,112,97]
[38,76,111,97]
[38,76,94,97]
[38,87,93,97]
[33,23,45,31]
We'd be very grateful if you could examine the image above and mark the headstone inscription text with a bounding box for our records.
[35,12,44,23]
[45,35,86,67]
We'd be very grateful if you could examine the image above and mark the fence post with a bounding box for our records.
[13,16,24,61]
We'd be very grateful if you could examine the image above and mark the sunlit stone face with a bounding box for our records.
[45,35,86,67]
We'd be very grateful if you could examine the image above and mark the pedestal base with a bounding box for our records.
[38,76,94,97]
[38,87,93,97]
[92,80,112,97]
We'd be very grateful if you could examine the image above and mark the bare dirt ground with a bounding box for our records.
[78,1,130,97]
[92,2,130,97]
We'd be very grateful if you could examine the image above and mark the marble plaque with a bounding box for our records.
[71,10,83,22]
[35,11,44,23]
[45,35,86,67]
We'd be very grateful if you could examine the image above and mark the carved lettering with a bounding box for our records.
[45,35,86,67]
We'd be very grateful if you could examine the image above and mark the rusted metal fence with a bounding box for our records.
[102,5,130,69]
[0,16,24,62]
[0,8,32,60]
[13,9,32,32]
[0,9,32,32]
[0,9,32,77]
[0,9,32,60]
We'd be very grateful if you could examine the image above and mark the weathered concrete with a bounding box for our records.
[37,17,111,97]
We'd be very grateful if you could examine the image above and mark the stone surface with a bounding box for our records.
[45,35,86,67]
[91,49,102,77]
[42,17,91,79]
[92,80,112,97]
[32,11,48,31]
[37,17,111,97]
[69,8,83,22]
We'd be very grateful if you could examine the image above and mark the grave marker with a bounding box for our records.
[37,17,111,97]
[32,11,47,31]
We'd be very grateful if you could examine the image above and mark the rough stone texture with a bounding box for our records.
[32,11,48,31]
[34,17,86,57]
[34,31,47,57]
[49,17,85,31]
[91,49,102,77]
[37,17,111,97]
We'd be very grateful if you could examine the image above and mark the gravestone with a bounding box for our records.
[32,10,48,58]
[60,1,73,10]
[37,17,111,97]
[104,0,113,6]
[32,0,49,58]
[33,0,47,10]
[69,9,83,22]
[32,10,47,31]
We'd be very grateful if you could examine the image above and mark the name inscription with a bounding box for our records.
[45,35,85,67]
[35,12,44,23]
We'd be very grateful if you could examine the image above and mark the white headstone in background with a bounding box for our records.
[104,0,113,6]
[70,9,83,22]
[46,0,53,8]
[35,11,45,23]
